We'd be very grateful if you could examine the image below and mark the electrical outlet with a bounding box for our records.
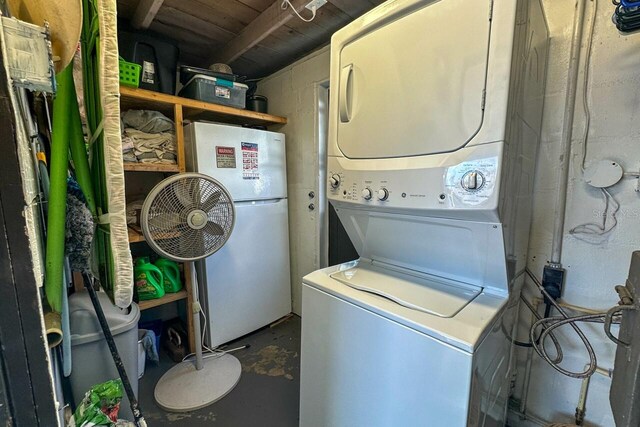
[305,0,327,11]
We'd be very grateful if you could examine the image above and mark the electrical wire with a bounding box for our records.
[191,263,249,359]
[508,295,564,364]
[281,0,317,23]
[580,0,598,175]
[525,268,606,379]
[569,0,621,242]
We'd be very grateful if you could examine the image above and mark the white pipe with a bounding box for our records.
[550,0,588,266]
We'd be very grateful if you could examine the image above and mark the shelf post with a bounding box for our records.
[174,103,186,173]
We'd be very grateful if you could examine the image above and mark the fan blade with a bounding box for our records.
[148,212,182,230]
[201,191,221,211]
[205,220,225,236]
[173,180,193,208]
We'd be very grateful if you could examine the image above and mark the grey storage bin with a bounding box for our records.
[69,291,140,421]
[179,74,248,109]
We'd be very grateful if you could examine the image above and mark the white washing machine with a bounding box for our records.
[300,0,549,426]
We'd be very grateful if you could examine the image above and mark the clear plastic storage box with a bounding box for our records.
[178,74,248,109]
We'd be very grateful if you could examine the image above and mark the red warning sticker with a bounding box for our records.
[216,146,236,168]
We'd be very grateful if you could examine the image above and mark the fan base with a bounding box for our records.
[154,353,242,412]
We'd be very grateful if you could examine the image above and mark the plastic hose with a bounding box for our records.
[45,63,73,313]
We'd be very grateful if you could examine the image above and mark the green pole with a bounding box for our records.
[45,63,73,313]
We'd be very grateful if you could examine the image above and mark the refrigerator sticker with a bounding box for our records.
[241,142,259,180]
[216,146,236,168]
[215,86,231,99]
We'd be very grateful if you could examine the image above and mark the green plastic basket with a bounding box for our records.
[119,58,141,88]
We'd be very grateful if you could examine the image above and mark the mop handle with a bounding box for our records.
[82,273,147,427]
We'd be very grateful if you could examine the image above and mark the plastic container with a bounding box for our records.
[139,318,163,351]
[246,95,268,113]
[119,57,141,88]
[178,74,248,109]
[118,29,179,95]
[69,291,140,421]
[134,257,164,300]
[155,258,182,293]
[179,65,237,85]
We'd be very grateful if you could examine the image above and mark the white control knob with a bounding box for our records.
[329,174,341,189]
[377,188,389,201]
[362,188,373,200]
[461,171,485,191]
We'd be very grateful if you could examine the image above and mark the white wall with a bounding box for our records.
[257,46,330,314]
[512,1,640,425]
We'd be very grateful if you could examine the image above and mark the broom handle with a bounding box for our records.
[82,274,146,427]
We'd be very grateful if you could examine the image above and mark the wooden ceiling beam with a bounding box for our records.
[131,0,165,29]
[211,0,310,65]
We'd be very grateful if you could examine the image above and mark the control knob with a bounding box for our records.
[377,188,389,201]
[329,174,341,189]
[362,188,373,200]
[461,171,485,191]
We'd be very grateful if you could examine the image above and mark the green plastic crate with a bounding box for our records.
[119,58,141,88]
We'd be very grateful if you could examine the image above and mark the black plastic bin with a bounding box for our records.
[118,29,179,95]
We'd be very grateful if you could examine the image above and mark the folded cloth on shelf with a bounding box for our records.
[121,109,174,133]
[122,128,176,164]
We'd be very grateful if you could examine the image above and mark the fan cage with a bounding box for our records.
[141,173,235,262]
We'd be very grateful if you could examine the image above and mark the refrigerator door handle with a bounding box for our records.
[234,198,286,206]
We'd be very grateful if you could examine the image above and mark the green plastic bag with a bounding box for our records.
[71,379,123,427]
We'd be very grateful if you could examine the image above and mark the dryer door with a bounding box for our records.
[336,0,492,159]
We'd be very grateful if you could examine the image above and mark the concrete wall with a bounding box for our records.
[512,1,640,425]
[257,46,330,314]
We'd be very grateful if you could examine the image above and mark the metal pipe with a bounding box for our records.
[520,298,541,416]
[550,0,588,266]
[575,364,613,425]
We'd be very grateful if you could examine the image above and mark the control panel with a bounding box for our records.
[326,152,500,215]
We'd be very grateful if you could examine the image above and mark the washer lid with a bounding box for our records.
[330,263,481,318]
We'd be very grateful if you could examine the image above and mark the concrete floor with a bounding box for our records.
[138,315,300,426]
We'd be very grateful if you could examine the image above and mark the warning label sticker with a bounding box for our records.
[216,146,236,168]
[241,142,259,180]
[142,61,155,84]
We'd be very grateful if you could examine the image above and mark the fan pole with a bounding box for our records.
[191,263,204,371]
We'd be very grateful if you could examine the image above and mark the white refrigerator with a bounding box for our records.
[184,122,291,347]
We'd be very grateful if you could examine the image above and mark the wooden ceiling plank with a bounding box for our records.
[235,0,275,13]
[131,0,165,29]
[212,0,311,64]
[156,6,236,42]
[327,0,370,20]
[165,0,251,34]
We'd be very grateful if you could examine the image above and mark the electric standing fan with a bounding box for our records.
[140,172,238,412]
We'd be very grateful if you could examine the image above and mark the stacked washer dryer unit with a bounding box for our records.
[300,0,549,426]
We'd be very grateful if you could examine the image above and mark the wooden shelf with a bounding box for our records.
[128,227,145,243]
[138,289,188,311]
[128,226,181,243]
[120,86,287,127]
[123,162,181,173]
